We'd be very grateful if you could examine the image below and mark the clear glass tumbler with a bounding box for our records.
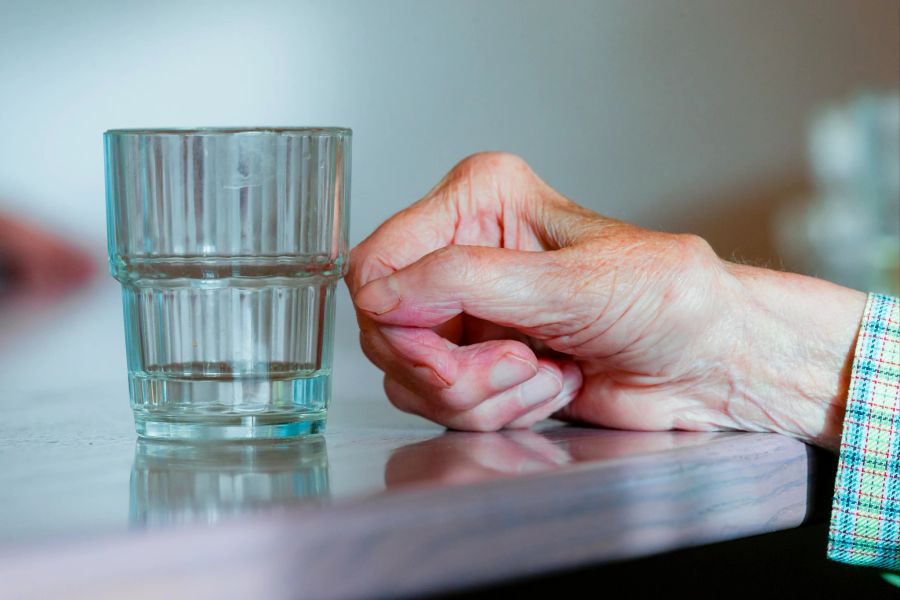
[105,127,351,440]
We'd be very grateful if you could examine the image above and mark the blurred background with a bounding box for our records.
[0,0,898,392]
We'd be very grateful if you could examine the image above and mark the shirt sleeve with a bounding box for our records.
[828,293,900,570]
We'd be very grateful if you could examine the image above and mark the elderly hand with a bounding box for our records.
[347,153,865,449]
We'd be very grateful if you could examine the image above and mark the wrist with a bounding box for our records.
[717,262,866,449]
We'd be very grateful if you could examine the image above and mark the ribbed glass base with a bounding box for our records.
[134,415,326,441]
[130,371,330,441]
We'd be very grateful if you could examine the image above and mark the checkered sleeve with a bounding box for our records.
[828,293,900,570]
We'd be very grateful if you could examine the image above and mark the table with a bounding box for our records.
[0,281,833,599]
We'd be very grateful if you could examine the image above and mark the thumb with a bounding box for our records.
[352,244,586,332]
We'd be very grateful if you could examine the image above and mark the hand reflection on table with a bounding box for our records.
[129,437,330,527]
[385,425,731,489]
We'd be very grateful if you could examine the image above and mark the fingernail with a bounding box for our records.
[489,354,538,389]
[518,367,562,408]
[355,276,401,315]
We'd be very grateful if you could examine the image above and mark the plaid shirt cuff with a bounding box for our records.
[828,293,900,570]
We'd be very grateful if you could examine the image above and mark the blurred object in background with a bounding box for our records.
[0,213,95,299]
[776,92,900,295]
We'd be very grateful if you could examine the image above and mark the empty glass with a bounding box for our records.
[105,127,351,440]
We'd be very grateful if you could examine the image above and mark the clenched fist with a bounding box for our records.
[347,153,864,450]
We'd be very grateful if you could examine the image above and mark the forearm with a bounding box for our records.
[720,262,867,450]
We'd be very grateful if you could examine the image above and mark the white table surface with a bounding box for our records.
[0,280,830,599]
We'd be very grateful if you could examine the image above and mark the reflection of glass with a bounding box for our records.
[130,437,329,527]
[105,127,352,441]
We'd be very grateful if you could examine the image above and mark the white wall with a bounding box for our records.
[1,0,897,246]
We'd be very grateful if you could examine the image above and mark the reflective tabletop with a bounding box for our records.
[0,282,831,599]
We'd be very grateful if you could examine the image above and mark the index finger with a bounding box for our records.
[347,152,612,295]
[347,152,544,294]
[346,194,457,294]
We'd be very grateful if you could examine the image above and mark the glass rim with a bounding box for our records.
[104,126,352,137]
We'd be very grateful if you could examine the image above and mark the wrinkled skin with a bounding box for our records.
[347,153,865,449]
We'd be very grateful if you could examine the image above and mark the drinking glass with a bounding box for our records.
[105,127,351,440]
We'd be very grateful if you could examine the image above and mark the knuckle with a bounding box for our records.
[428,244,461,264]
[425,245,473,282]
[660,233,721,278]
[483,151,530,174]
[358,331,391,371]
[505,416,535,430]
[359,253,395,285]
[385,375,462,425]
[453,408,507,432]
[348,243,377,275]
[675,233,715,258]
[358,329,379,359]
[439,389,481,411]
[346,249,363,288]
[544,334,580,355]
[450,152,533,181]
[383,377,415,413]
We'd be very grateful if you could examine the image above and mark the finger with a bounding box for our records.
[347,153,531,294]
[359,326,457,391]
[468,358,565,426]
[460,315,569,361]
[347,196,457,294]
[384,360,564,432]
[506,360,583,429]
[354,244,586,334]
[362,325,543,410]
[347,152,604,294]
